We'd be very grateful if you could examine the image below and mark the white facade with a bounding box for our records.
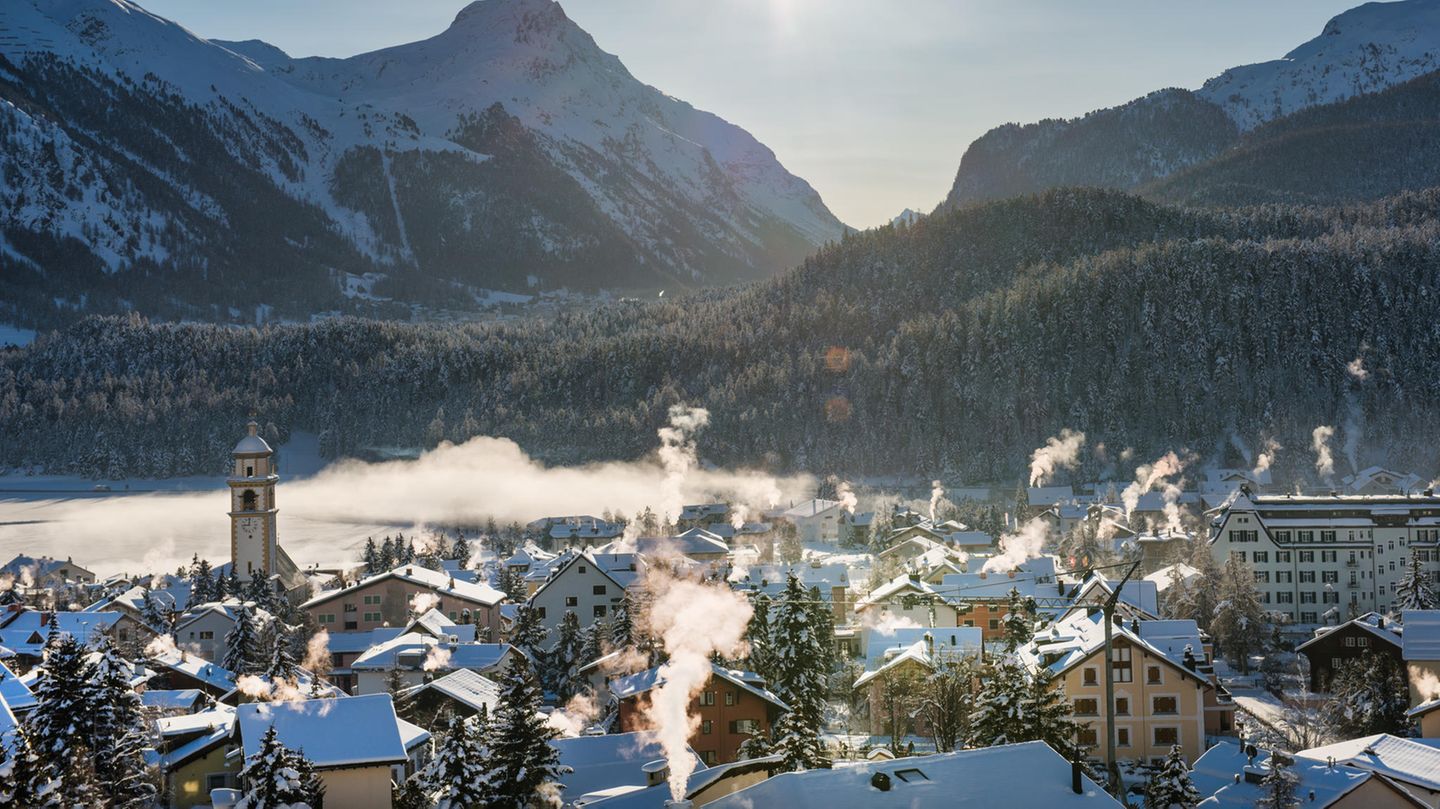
[528,553,633,635]
[229,420,278,582]
[780,499,844,544]
[1209,493,1440,624]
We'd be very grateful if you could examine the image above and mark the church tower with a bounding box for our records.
[229,419,278,581]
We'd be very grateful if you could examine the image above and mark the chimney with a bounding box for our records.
[1071,760,1083,794]
[870,772,892,792]
[1008,571,1015,579]
[642,759,669,788]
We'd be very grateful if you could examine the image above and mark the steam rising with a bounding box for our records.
[1121,451,1185,517]
[638,571,753,801]
[1253,437,1280,477]
[409,592,440,616]
[1028,429,1086,487]
[1346,357,1368,381]
[546,691,601,738]
[981,518,1050,573]
[837,481,858,514]
[0,429,811,574]
[1312,425,1337,480]
[302,630,330,673]
[422,644,452,673]
[928,480,945,523]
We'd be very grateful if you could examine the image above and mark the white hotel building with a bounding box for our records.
[1208,490,1440,624]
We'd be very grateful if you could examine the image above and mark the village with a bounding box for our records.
[3,422,1440,809]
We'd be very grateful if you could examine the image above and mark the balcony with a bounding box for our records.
[1346,559,1359,567]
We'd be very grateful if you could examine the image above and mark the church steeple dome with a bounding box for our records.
[233,419,273,456]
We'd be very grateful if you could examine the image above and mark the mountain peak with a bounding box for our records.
[448,0,569,40]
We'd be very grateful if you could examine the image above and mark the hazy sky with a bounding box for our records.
[143,0,1361,227]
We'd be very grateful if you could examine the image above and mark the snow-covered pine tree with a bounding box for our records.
[362,538,380,576]
[1003,587,1034,652]
[265,627,300,685]
[1209,555,1267,673]
[770,573,830,771]
[500,566,527,602]
[427,710,492,808]
[1143,744,1201,809]
[235,726,321,809]
[450,532,471,568]
[0,726,46,806]
[224,605,262,676]
[548,610,585,701]
[1255,754,1299,809]
[26,632,99,804]
[226,567,243,599]
[1396,548,1437,612]
[88,635,158,807]
[1024,664,1082,760]
[486,657,569,808]
[917,655,979,753]
[578,620,606,669]
[245,574,279,614]
[609,592,635,649]
[140,584,168,632]
[189,555,217,604]
[1326,652,1411,737]
[744,593,775,681]
[508,603,548,656]
[968,656,1030,748]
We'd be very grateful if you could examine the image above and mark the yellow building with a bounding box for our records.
[1023,612,1214,766]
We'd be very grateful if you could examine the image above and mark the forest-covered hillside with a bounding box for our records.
[6,188,1440,481]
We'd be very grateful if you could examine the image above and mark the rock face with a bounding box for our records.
[0,0,844,326]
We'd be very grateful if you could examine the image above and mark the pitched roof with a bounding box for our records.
[301,563,504,610]
[610,663,789,712]
[237,694,408,768]
[854,628,984,689]
[399,668,502,714]
[349,633,515,673]
[1402,611,1440,660]
[1021,612,1209,686]
[1297,611,1402,653]
[781,499,843,519]
[1297,733,1440,792]
[1191,742,1392,808]
[707,742,1120,808]
[151,708,235,771]
[0,659,36,712]
[636,530,730,558]
[551,730,705,803]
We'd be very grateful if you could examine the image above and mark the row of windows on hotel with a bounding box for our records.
[1228,547,1437,566]
[1229,529,1440,544]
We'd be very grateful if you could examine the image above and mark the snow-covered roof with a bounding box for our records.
[707,742,1119,808]
[237,694,408,768]
[1027,486,1076,507]
[947,531,994,548]
[175,599,275,633]
[551,730,705,803]
[0,610,122,655]
[855,628,983,689]
[350,633,516,674]
[157,706,236,739]
[877,536,946,559]
[399,668,501,714]
[1297,611,1402,652]
[505,542,558,569]
[0,554,93,581]
[396,715,430,752]
[680,503,730,521]
[146,647,237,692]
[1144,563,1202,593]
[151,708,235,771]
[324,627,407,655]
[1297,733,1440,792]
[936,571,1060,603]
[855,573,941,610]
[140,688,205,711]
[1402,611,1440,660]
[636,529,729,558]
[301,563,505,609]
[403,607,476,641]
[1021,611,1208,686]
[1134,620,1205,667]
[0,659,36,712]
[1192,742,1380,808]
[610,662,789,712]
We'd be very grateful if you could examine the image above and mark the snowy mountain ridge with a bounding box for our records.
[0,0,843,326]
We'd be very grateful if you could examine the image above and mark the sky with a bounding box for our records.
[142,0,1362,228]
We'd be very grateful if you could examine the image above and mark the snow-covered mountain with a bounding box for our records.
[0,0,844,326]
[942,0,1440,208]
[1198,0,1440,130]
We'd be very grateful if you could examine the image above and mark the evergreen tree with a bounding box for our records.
[770,574,830,771]
[609,592,636,650]
[1002,587,1034,652]
[140,584,168,631]
[26,632,99,804]
[509,603,548,656]
[1144,744,1201,809]
[0,726,46,805]
[969,657,1079,757]
[189,554,217,604]
[246,574,279,614]
[265,628,300,685]
[362,538,380,576]
[1210,556,1268,673]
[225,605,262,675]
[427,710,493,808]
[1256,755,1299,809]
[89,635,158,807]
[380,537,398,571]
[578,620,606,669]
[1176,544,1221,634]
[1395,548,1437,612]
[548,611,586,701]
[918,655,979,753]
[226,567,243,599]
[450,532,471,568]
[235,726,322,809]
[744,594,775,681]
[1326,652,1411,737]
[486,658,569,808]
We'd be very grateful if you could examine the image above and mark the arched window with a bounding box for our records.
[241,490,258,511]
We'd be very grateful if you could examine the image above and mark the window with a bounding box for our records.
[1154,727,1179,746]
[893,768,929,783]
[1254,571,1270,583]
[1321,530,1336,543]
[1147,666,1162,685]
[1276,571,1293,583]
[537,607,547,619]
[363,594,382,605]
[1078,726,1098,747]
[593,605,607,618]
[363,612,381,622]
[1323,592,1339,604]
[1300,551,1314,563]
[200,631,214,640]
[1074,698,1099,716]
[578,566,587,574]
[730,719,761,735]
[565,596,578,607]
[1113,645,1133,683]
[318,614,335,624]
[1277,551,1292,563]
[1298,531,1314,543]
[1231,530,1258,544]
[963,620,974,627]
[989,619,1000,630]
[1231,551,1247,563]
[701,720,713,735]
[1274,532,1292,544]
[1344,636,1356,648]
[592,585,607,595]
[1083,668,1098,686]
[1356,637,1369,648]
[1300,592,1316,604]
[702,751,718,765]
[1115,697,1130,715]
[1300,611,1318,623]
[1299,571,1315,583]
[1116,727,1130,747]
[1322,571,1338,583]
[725,691,737,706]
[1322,551,1337,563]
[1153,696,1178,715]
[1276,592,1294,604]
[1253,552,1269,563]
[699,691,715,706]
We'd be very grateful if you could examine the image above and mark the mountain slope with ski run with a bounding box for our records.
[0,0,844,327]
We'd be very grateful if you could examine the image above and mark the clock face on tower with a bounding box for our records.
[237,516,261,543]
